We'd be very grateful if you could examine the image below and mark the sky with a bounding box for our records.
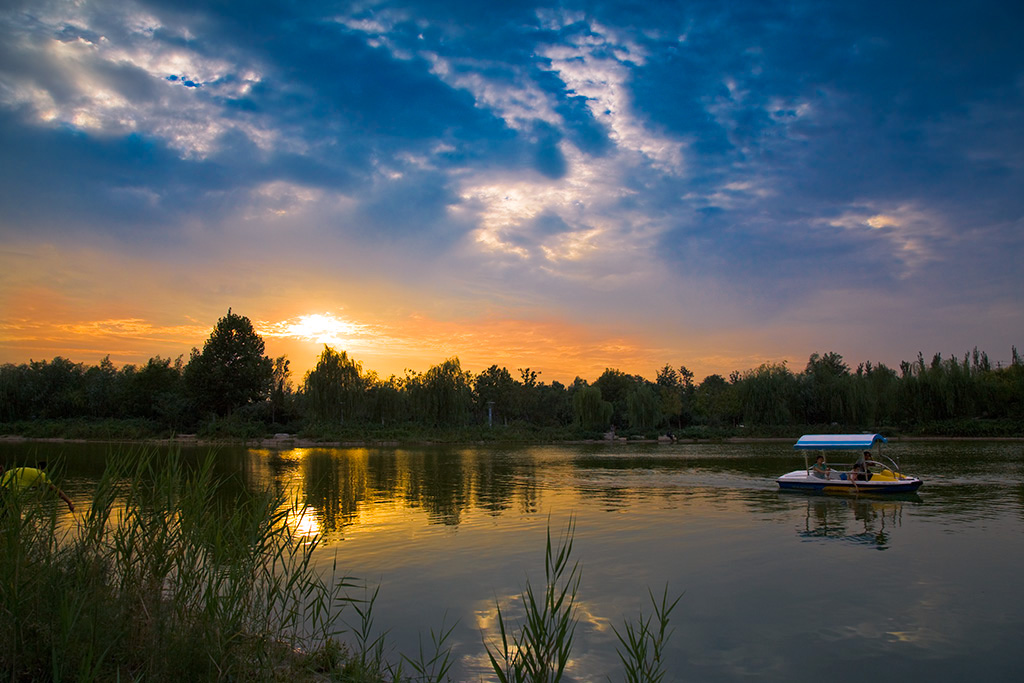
[1,0,1022,385]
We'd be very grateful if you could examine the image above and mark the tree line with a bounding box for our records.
[2,310,1022,438]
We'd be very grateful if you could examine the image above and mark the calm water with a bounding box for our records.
[4,439,1023,682]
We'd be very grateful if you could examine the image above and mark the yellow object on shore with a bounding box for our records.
[1,467,52,490]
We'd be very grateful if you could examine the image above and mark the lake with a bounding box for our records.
[3,438,1023,681]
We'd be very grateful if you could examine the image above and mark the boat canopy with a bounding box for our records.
[793,434,887,450]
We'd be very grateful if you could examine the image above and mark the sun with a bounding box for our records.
[259,313,370,347]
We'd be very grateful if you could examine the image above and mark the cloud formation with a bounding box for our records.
[1,0,1021,381]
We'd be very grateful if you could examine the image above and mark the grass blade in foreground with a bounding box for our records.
[613,586,682,683]
[485,518,581,683]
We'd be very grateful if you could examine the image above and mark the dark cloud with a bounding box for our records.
[0,110,194,236]
[352,170,462,246]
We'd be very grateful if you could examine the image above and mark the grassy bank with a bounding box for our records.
[4,416,1024,445]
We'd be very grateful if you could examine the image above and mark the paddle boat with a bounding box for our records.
[776,434,923,494]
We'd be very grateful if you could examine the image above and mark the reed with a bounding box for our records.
[485,519,581,683]
[612,587,682,683]
[0,448,352,681]
[483,518,681,682]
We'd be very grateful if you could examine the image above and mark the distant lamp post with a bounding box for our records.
[487,401,495,428]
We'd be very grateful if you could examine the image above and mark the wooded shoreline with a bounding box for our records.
[4,311,1022,443]
[4,432,1022,449]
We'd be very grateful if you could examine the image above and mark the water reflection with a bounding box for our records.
[4,440,1024,682]
[241,447,543,537]
[793,495,918,550]
[236,444,947,546]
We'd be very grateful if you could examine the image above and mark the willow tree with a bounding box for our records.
[801,352,851,424]
[737,361,797,426]
[573,385,612,431]
[626,383,661,431]
[418,357,473,427]
[302,346,365,425]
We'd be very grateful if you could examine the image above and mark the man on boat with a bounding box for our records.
[850,451,871,482]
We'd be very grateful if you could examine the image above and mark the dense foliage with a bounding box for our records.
[183,308,274,417]
[1,311,1022,438]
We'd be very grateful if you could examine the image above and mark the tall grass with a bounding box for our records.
[485,520,581,683]
[0,449,353,681]
[485,518,681,683]
[612,587,681,683]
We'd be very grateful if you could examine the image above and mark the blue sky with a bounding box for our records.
[1,0,1021,382]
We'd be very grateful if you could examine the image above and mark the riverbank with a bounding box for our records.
[4,413,1023,446]
[3,432,1022,451]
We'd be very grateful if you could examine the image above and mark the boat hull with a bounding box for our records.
[776,470,923,494]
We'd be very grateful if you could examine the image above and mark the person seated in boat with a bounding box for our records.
[850,451,872,482]
[811,454,830,478]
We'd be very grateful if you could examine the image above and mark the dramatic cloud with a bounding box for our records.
[1,0,1021,380]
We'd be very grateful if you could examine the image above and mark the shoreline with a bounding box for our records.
[3,433,1022,450]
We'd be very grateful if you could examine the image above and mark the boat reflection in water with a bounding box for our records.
[790,493,922,550]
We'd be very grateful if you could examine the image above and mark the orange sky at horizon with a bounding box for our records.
[0,308,774,387]
[0,240,784,386]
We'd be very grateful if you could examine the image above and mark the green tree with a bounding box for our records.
[301,346,364,425]
[652,364,696,428]
[626,384,661,431]
[475,365,515,425]
[655,364,682,427]
[183,309,273,416]
[127,356,186,426]
[694,374,741,427]
[854,360,899,428]
[533,380,573,427]
[737,361,798,426]
[573,385,612,431]
[83,356,122,418]
[512,368,542,422]
[416,357,473,427]
[270,355,293,425]
[593,368,635,426]
[801,352,851,424]
[366,373,405,425]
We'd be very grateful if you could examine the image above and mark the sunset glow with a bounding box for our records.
[260,314,373,349]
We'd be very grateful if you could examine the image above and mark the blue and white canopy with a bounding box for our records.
[793,434,887,450]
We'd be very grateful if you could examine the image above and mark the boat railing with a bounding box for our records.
[805,453,901,478]
[872,453,901,472]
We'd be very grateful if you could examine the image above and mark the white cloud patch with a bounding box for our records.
[335,7,685,170]
[336,8,689,281]
[825,203,947,270]
[248,181,325,218]
[538,16,685,174]
[0,1,272,158]
[457,142,675,293]
[427,54,562,129]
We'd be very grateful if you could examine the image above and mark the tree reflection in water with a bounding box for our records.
[245,447,537,537]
